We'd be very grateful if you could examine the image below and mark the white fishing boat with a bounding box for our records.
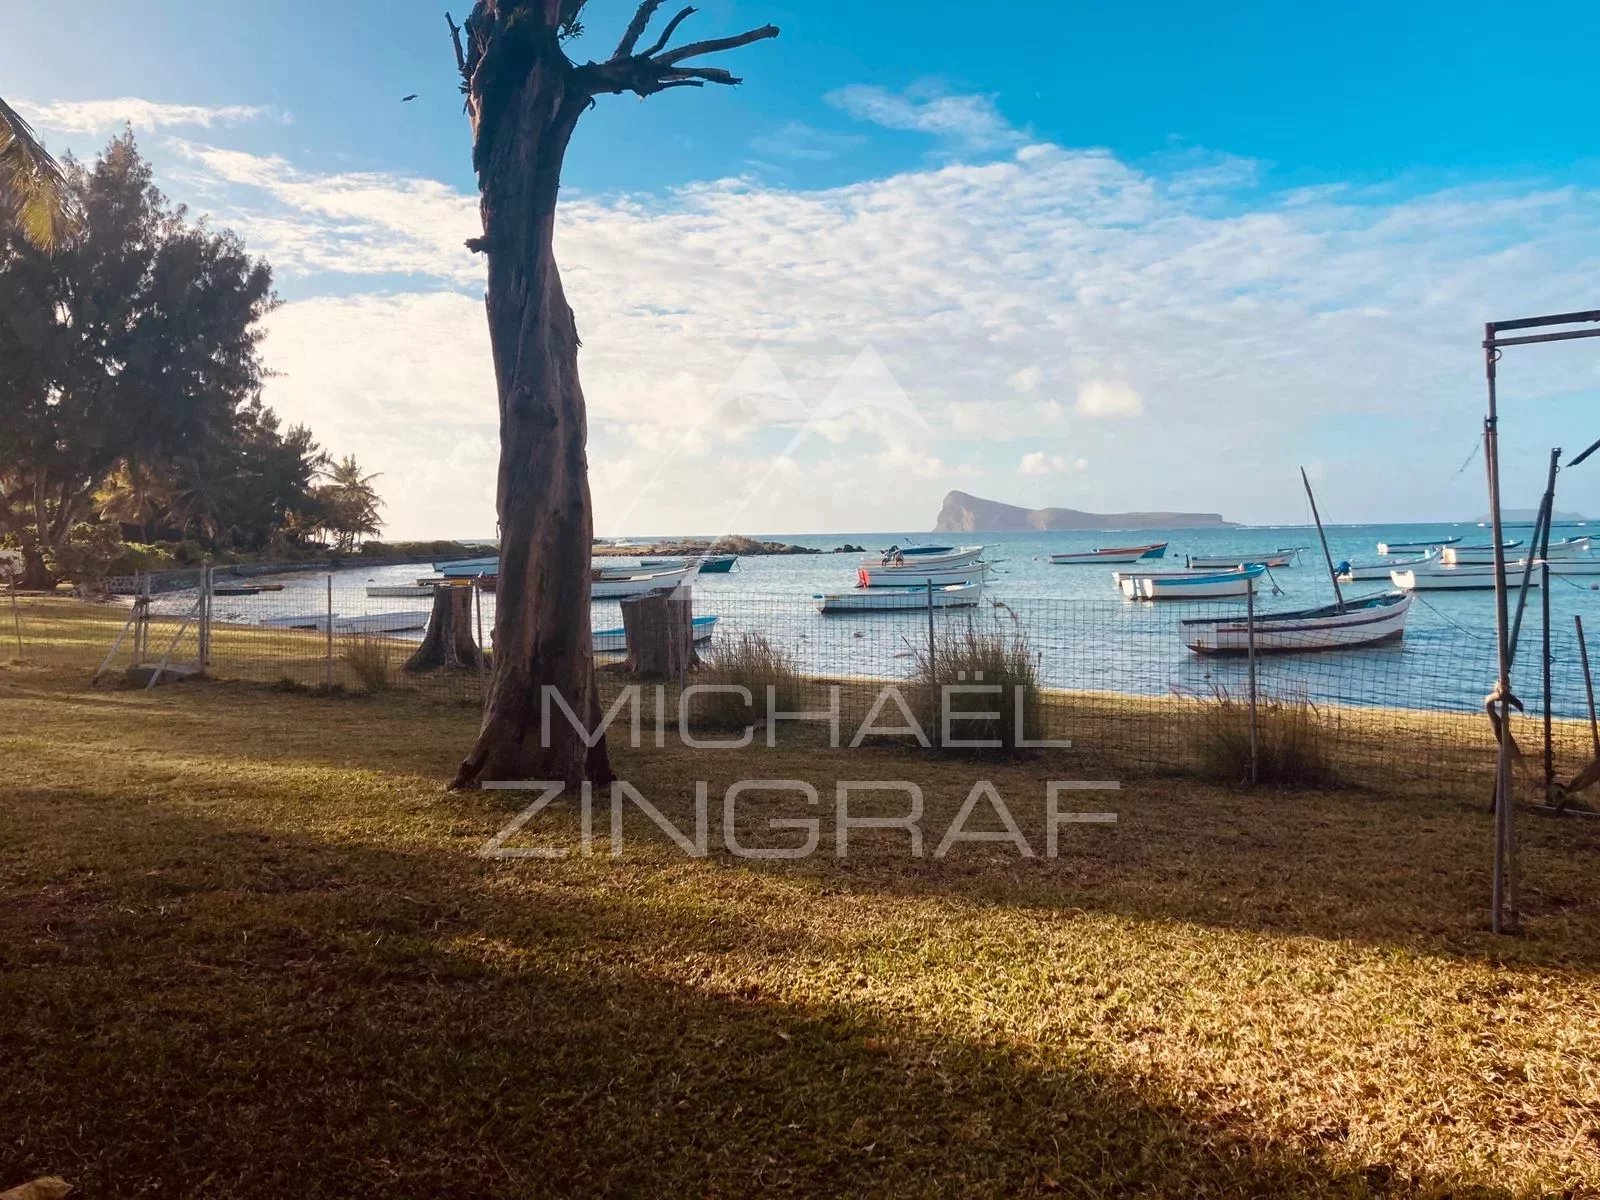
[1441,540,1522,566]
[434,556,498,576]
[1120,564,1266,600]
[1545,536,1592,559]
[1377,535,1460,555]
[367,584,437,598]
[856,560,987,587]
[860,544,985,570]
[1182,591,1411,654]
[591,563,699,599]
[1184,549,1297,569]
[592,614,718,653]
[1050,541,1168,565]
[1391,563,1544,591]
[1336,550,1437,582]
[260,611,433,634]
[1546,559,1600,577]
[814,581,982,614]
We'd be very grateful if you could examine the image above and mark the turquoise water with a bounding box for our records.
[200,521,1600,719]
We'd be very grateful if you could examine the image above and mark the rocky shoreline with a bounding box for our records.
[592,535,859,558]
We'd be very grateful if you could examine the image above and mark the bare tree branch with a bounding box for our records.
[655,24,779,67]
[639,6,696,58]
[613,0,667,58]
[661,66,740,87]
[445,11,467,78]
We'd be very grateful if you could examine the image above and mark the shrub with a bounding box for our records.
[342,634,396,693]
[688,632,804,731]
[908,608,1043,753]
[1190,685,1336,786]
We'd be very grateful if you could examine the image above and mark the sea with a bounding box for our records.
[190,522,1600,720]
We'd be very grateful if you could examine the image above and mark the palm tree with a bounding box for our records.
[0,95,70,249]
[314,456,383,552]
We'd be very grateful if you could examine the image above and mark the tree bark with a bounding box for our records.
[405,586,487,673]
[621,585,697,679]
[18,548,52,591]
[450,25,613,790]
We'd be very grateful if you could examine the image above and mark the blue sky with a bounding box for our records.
[8,1,1600,536]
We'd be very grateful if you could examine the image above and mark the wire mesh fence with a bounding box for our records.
[15,566,1600,802]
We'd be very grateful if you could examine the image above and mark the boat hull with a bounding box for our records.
[591,563,699,599]
[592,614,718,653]
[1120,565,1266,600]
[1050,541,1168,565]
[1336,550,1436,582]
[1392,564,1544,591]
[367,585,436,598]
[1378,536,1460,554]
[1441,542,1523,566]
[1183,592,1410,654]
[859,545,984,571]
[856,561,986,587]
[815,582,982,613]
[1185,551,1294,569]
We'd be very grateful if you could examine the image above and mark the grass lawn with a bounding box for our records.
[3,598,1599,1196]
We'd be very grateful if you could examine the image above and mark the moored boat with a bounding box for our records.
[641,553,738,573]
[1182,591,1411,654]
[1544,536,1592,559]
[1119,564,1266,600]
[1336,550,1437,582]
[814,581,983,614]
[1184,549,1296,569]
[860,544,985,570]
[1377,536,1461,554]
[1440,540,1523,566]
[1391,563,1544,591]
[260,611,433,634]
[434,556,498,576]
[591,563,699,599]
[592,614,718,653]
[367,584,437,598]
[1050,541,1168,565]
[856,560,987,587]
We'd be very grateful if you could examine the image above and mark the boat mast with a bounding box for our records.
[1300,466,1345,612]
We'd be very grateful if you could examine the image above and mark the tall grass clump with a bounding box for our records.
[1190,685,1336,786]
[908,608,1043,754]
[342,634,396,693]
[688,631,805,731]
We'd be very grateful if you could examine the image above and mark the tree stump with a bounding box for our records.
[405,585,486,673]
[621,586,696,680]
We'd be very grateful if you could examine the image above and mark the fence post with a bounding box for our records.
[8,577,22,661]
[199,565,212,668]
[325,573,335,690]
[926,579,936,679]
[474,579,487,707]
[1246,584,1259,785]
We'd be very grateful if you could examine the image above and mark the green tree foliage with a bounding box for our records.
[312,455,384,553]
[0,133,344,584]
[0,96,71,249]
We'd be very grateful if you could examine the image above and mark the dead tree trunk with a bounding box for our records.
[621,585,697,679]
[444,0,777,791]
[405,586,487,673]
[18,548,51,591]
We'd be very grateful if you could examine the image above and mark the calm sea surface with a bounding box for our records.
[193,522,1600,719]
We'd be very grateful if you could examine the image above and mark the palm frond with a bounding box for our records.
[0,94,71,249]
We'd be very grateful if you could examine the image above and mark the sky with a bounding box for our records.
[7,0,1600,537]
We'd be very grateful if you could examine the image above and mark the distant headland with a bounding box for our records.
[934,490,1238,533]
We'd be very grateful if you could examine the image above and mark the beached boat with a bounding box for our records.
[1440,541,1523,566]
[1182,591,1411,654]
[1336,550,1437,582]
[1050,541,1168,565]
[260,611,433,634]
[592,614,719,653]
[814,581,982,614]
[1391,563,1544,591]
[367,584,437,598]
[212,585,261,597]
[860,545,985,570]
[1184,549,1296,569]
[591,563,699,599]
[1377,536,1461,555]
[856,560,987,587]
[1120,564,1266,600]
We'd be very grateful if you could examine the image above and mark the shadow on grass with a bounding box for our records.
[0,794,1503,1200]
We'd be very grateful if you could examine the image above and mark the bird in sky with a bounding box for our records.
[401,93,418,102]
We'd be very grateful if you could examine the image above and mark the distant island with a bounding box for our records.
[1474,509,1588,524]
[934,490,1237,533]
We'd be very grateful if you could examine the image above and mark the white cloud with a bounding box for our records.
[21,98,283,135]
[1075,381,1144,419]
[1019,452,1081,476]
[826,83,1023,150]
[74,101,1600,534]
[750,121,865,162]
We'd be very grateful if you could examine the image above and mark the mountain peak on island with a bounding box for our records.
[934,490,1237,533]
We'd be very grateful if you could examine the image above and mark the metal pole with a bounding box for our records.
[1539,454,1560,799]
[1246,583,1259,785]
[1578,615,1600,758]
[325,573,335,690]
[1483,328,1517,934]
